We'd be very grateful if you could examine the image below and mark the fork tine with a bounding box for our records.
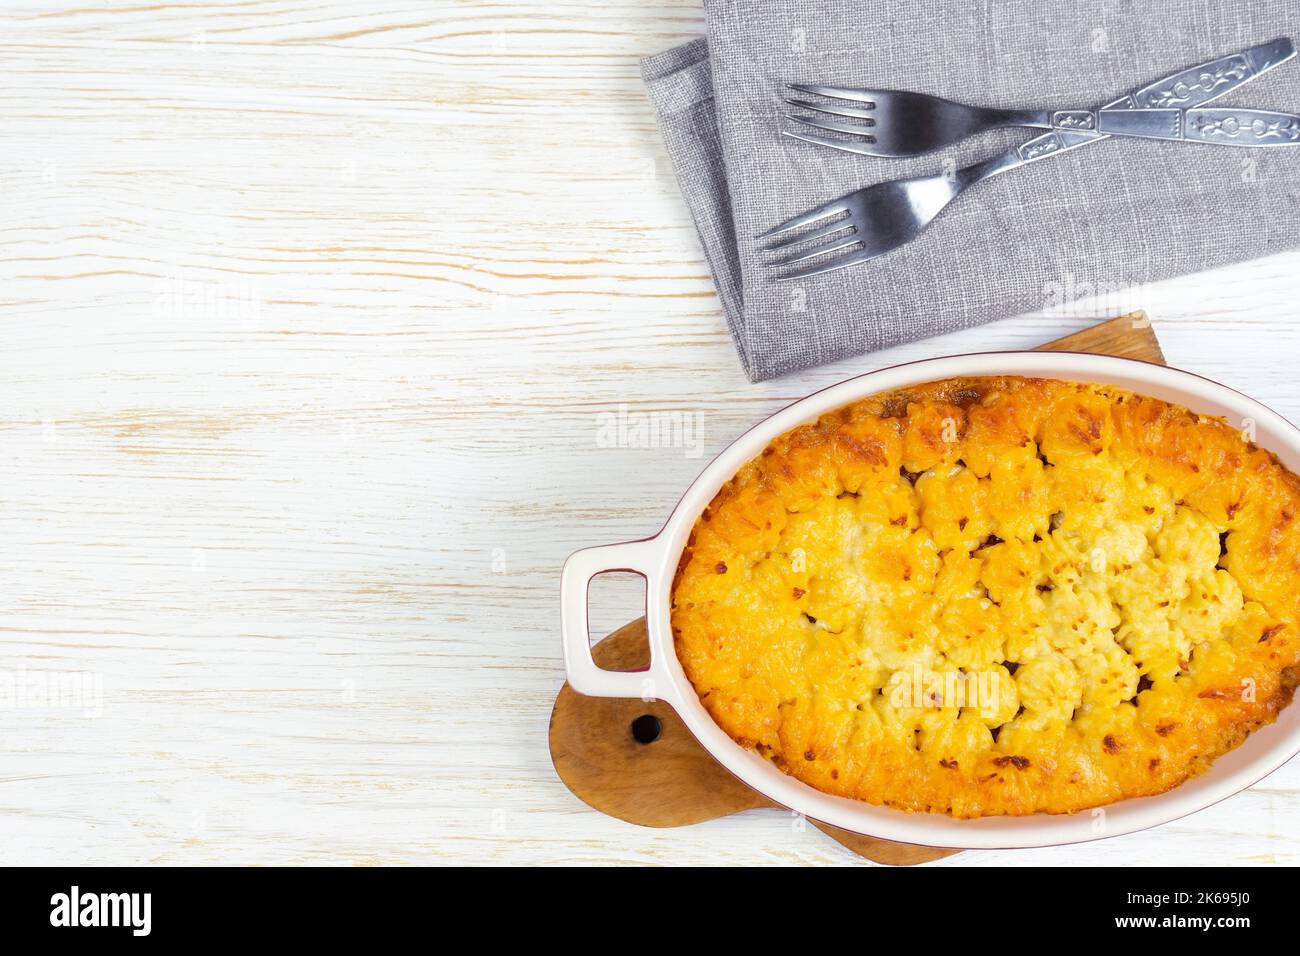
[768,235,862,268]
[761,217,855,252]
[780,129,883,158]
[773,245,885,281]
[783,97,876,122]
[785,114,876,140]
[787,83,878,106]
[756,194,852,239]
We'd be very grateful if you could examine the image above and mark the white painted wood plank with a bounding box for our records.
[0,0,1294,865]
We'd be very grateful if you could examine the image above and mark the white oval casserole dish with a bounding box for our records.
[560,352,1300,849]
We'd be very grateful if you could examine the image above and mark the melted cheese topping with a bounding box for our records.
[671,377,1300,816]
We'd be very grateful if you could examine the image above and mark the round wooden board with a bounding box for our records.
[550,313,1164,864]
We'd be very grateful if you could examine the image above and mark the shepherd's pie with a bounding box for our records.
[670,377,1300,816]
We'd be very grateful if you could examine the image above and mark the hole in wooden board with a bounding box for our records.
[630,714,663,744]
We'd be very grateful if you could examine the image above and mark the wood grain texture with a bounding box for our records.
[1039,313,1166,364]
[549,314,1159,866]
[0,1,1297,866]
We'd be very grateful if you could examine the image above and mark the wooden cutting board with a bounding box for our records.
[549,312,1165,865]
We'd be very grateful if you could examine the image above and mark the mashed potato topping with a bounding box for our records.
[670,377,1300,816]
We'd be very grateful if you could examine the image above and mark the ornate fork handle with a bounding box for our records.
[1138,55,1253,108]
[1012,38,1296,161]
[1086,107,1300,144]
[1184,108,1300,143]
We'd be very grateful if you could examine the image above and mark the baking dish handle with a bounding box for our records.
[561,539,669,699]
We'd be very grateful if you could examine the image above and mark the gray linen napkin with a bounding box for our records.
[643,1,1300,382]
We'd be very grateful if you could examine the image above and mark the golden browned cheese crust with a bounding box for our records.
[671,377,1300,817]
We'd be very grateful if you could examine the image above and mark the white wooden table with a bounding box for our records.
[1,0,1296,866]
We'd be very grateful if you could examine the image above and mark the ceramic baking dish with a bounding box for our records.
[560,352,1300,849]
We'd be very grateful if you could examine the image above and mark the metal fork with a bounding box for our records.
[783,85,1063,158]
[759,138,1087,280]
[784,85,1300,157]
